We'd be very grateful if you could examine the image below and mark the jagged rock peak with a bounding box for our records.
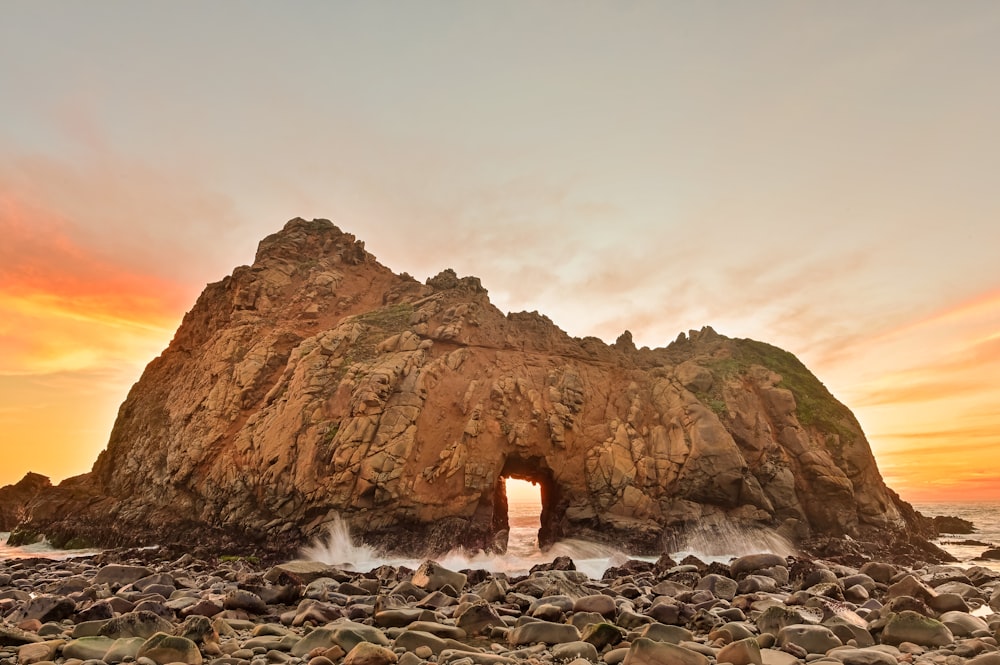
[426,268,487,294]
[254,217,370,267]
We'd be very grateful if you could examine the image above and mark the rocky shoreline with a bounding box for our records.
[3,545,1000,665]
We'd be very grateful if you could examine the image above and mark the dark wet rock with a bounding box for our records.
[932,515,976,535]
[580,622,625,649]
[858,562,898,584]
[18,594,76,623]
[454,601,503,636]
[756,605,822,635]
[223,589,266,614]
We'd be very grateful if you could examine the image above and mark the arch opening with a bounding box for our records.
[504,478,541,557]
[491,456,563,553]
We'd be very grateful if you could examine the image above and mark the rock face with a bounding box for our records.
[0,472,51,531]
[8,218,927,556]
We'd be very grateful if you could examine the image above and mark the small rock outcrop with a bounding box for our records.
[0,472,51,531]
[7,219,932,556]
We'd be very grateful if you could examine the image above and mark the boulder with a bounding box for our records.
[624,637,709,665]
[136,632,203,665]
[412,560,467,593]
[508,621,581,645]
[717,637,763,665]
[879,611,954,647]
[99,611,175,639]
[777,624,842,654]
[343,642,398,665]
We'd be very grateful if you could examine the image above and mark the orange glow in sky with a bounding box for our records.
[0,197,187,485]
[506,478,542,506]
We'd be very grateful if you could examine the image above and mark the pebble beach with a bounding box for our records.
[4,543,1000,665]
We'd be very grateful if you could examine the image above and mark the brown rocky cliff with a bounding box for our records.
[8,218,930,556]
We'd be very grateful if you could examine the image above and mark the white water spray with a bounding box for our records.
[299,514,635,577]
[669,518,796,561]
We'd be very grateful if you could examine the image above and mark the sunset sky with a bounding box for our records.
[1,3,998,503]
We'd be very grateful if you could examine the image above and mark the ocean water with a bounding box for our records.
[4,502,997,574]
[0,532,97,561]
[913,501,1000,572]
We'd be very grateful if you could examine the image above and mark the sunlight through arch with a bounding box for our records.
[503,477,542,555]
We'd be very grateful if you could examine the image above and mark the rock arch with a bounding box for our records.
[491,455,564,552]
[7,219,927,557]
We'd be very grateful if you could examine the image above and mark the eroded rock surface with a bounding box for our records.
[6,219,930,556]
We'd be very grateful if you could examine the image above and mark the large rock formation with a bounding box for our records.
[8,218,929,556]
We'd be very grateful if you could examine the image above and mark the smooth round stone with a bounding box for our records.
[604,647,630,665]
[696,574,738,601]
[716,637,762,665]
[930,593,972,613]
[757,605,822,635]
[223,590,266,615]
[552,641,599,662]
[17,640,64,665]
[939,611,990,637]
[530,603,564,621]
[623,637,708,665]
[826,647,897,665]
[777,624,843,654]
[730,554,787,578]
[880,611,954,647]
[824,616,875,648]
[738,575,779,594]
[93,565,154,588]
[63,637,115,661]
[136,633,204,665]
[573,594,617,618]
[104,636,147,663]
[411,561,467,594]
[455,601,503,636]
[635,623,693,644]
[858,563,897,585]
[508,621,581,646]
